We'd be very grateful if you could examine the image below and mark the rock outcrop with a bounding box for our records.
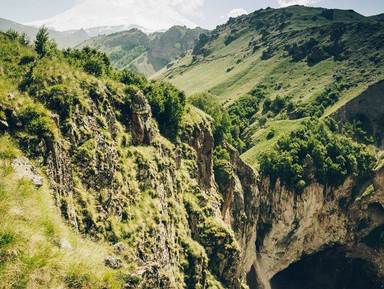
[11,157,44,187]
[331,80,384,148]
[131,91,156,145]
[237,170,384,289]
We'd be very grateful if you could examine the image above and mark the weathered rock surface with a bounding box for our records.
[6,70,383,289]
[105,256,123,269]
[12,157,44,187]
[331,80,384,148]
[131,91,156,145]
[239,170,384,289]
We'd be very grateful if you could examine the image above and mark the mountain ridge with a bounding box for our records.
[78,25,207,75]
[155,5,384,167]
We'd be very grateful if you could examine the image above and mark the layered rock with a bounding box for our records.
[243,170,384,289]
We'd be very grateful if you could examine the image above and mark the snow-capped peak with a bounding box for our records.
[25,0,197,34]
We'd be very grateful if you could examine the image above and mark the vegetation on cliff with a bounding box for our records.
[158,6,384,174]
[0,29,244,288]
[259,118,375,191]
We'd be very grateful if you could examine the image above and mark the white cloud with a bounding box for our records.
[168,0,205,18]
[73,0,205,18]
[227,8,248,18]
[277,0,323,7]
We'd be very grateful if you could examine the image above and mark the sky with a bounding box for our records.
[1,0,384,29]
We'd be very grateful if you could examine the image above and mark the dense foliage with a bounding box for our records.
[63,46,111,77]
[189,92,232,145]
[119,69,186,139]
[14,30,187,141]
[259,118,375,191]
[228,85,267,136]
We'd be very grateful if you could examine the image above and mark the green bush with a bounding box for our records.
[259,118,375,191]
[0,231,14,248]
[189,92,232,146]
[290,85,343,119]
[120,70,185,139]
[63,46,111,77]
[84,58,104,77]
[190,88,269,152]
[143,81,186,140]
[18,105,57,141]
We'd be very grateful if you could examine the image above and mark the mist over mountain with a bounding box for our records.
[25,0,197,34]
[0,17,89,48]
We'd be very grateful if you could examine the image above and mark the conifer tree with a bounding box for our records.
[35,26,49,57]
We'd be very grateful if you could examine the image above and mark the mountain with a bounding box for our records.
[0,17,90,48]
[26,0,196,34]
[157,5,384,166]
[0,5,384,289]
[78,25,207,75]
[371,13,384,21]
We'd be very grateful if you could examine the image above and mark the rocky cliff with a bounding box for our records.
[1,30,384,289]
[2,81,247,288]
[6,82,383,288]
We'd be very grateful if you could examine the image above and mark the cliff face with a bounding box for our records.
[8,82,245,287]
[216,141,384,289]
[331,80,384,149]
[4,73,384,289]
[218,166,383,289]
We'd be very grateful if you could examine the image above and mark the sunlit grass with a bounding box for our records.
[0,135,125,289]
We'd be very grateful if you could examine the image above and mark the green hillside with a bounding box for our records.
[370,13,384,21]
[157,6,384,167]
[78,26,207,75]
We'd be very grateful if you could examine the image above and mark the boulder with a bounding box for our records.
[12,157,44,187]
[105,256,123,269]
[131,91,156,145]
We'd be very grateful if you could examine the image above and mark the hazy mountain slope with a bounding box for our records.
[158,6,378,101]
[26,0,196,34]
[0,17,89,48]
[79,26,207,75]
[78,28,150,70]
[157,6,384,167]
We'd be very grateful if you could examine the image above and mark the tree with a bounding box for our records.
[35,26,49,57]
[5,29,19,40]
[19,32,30,46]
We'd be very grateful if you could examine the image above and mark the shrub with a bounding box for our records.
[143,81,186,139]
[5,29,19,40]
[0,231,14,248]
[84,58,104,77]
[259,119,375,191]
[189,92,232,146]
[35,27,52,58]
[193,33,210,56]
[19,32,30,46]
[17,104,57,148]
[63,46,111,77]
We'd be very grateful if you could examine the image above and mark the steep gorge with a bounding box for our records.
[1,20,384,289]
